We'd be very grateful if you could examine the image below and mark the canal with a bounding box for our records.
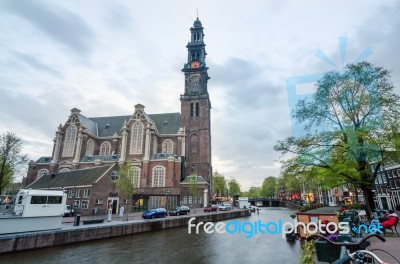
[0,207,301,264]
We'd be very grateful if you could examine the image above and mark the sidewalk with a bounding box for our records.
[369,234,400,263]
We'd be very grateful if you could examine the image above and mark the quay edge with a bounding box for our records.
[0,210,250,255]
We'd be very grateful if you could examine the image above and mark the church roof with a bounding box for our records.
[26,165,113,189]
[80,112,181,137]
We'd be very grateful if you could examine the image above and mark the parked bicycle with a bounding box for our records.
[306,233,400,263]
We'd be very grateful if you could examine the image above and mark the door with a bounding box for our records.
[107,198,119,214]
[381,197,389,210]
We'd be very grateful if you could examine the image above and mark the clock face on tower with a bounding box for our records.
[191,61,200,68]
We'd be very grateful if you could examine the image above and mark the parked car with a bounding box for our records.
[64,205,74,217]
[142,208,168,219]
[169,206,190,216]
[204,205,218,212]
[218,204,232,211]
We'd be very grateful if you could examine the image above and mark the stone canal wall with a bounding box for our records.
[0,210,250,255]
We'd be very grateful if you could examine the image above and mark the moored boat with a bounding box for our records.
[0,189,67,235]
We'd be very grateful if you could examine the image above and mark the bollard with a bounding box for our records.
[73,214,80,226]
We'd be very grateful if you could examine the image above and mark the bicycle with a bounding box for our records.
[306,233,400,263]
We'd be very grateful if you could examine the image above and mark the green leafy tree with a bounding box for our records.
[212,171,226,196]
[116,162,137,220]
[227,178,241,197]
[275,62,400,211]
[0,132,28,194]
[189,173,198,212]
[247,187,261,198]
[260,176,277,199]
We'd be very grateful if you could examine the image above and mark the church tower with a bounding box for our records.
[180,18,212,185]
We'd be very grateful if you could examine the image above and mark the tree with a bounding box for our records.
[116,162,137,220]
[212,171,226,197]
[0,132,28,194]
[188,173,198,212]
[260,176,277,199]
[247,187,261,198]
[275,62,400,211]
[227,178,241,197]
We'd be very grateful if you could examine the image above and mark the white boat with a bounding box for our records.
[0,189,67,234]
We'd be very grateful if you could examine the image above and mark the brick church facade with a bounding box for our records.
[26,18,212,215]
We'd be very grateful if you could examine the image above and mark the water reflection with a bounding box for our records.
[0,208,301,264]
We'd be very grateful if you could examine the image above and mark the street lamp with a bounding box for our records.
[165,189,170,210]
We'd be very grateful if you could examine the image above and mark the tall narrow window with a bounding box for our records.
[100,141,111,155]
[130,122,144,154]
[128,166,141,188]
[152,166,165,187]
[62,125,77,157]
[162,139,174,154]
[86,139,94,156]
[190,103,194,117]
[191,134,198,153]
[196,103,200,117]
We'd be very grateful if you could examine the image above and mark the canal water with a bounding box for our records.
[0,208,301,264]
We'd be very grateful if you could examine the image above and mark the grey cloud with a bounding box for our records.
[3,0,94,56]
[10,51,62,78]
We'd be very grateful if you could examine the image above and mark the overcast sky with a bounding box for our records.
[1,0,399,191]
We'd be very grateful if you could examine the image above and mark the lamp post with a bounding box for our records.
[165,189,170,210]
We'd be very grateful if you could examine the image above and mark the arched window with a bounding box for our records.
[191,134,198,153]
[62,125,77,157]
[86,139,94,156]
[100,141,111,155]
[152,166,165,187]
[37,169,49,179]
[196,102,199,117]
[59,168,70,173]
[190,103,194,117]
[128,166,141,188]
[130,122,144,154]
[162,139,173,154]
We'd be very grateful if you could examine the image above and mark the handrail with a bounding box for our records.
[306,233,385,247]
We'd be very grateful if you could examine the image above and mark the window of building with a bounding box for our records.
[86,139,94,156]
[183,196,187,204]
[191,134,198,153]
[37,169,49,180]
[59,168,70,173]
[83,189,91,198]
[62,125,77,157]
[152,166,165,187]
[188,196,192,204]
[196,103,199,117]
[111,170,119,181]
[393,170,398,177]
[128,166,141,188]
[73,200,80,209]
[81,200,89,209]
[388,171,393,178]
[75,189,81,198]
[190,103,194,117]
[130,122,144,154]
[162,139,174,154]
[95,199,103,204]
[68,190,73,198]
[100,141,111,155]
